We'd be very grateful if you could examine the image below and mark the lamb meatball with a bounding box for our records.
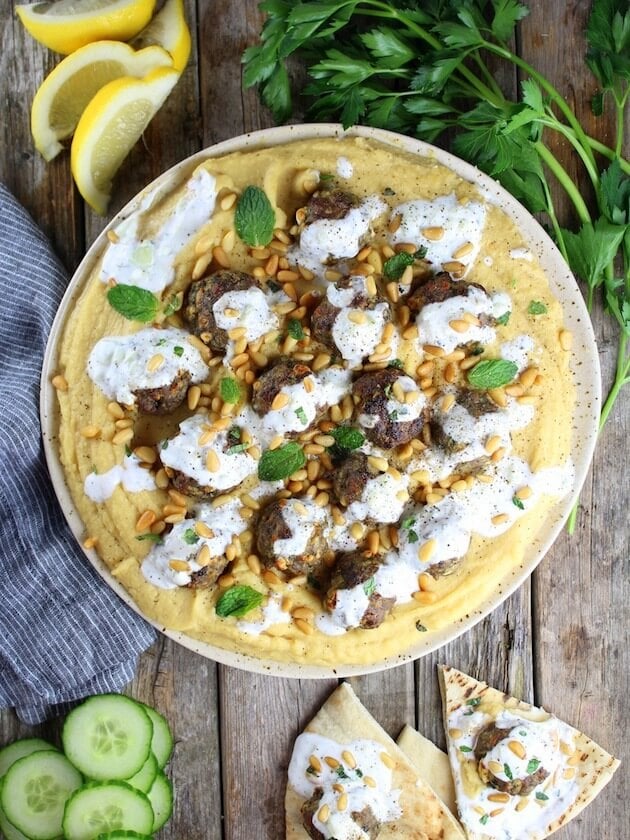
[187,554,229,590]
[407,272,489,312]
[429,386,497,472]
[251,359,311,416]
[169,470,214,500]
[331,451,371,507]
[325,551,395,630]
[301,789,381,840]
[133,370,191,415]
[352,368,426,449]
[305,188,359,223]
[311,276,388,352]
[183,270,259,351]
[256,498,330,577]
[474,722,551,796]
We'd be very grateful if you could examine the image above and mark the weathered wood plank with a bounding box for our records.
[349,665,416,741]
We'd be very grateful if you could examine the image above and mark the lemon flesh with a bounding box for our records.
[71,67,179,214]
[16,0,157,54]
[131,0,191,73]
[31,41,173,161]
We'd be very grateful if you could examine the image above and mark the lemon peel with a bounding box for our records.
[31,41,173,162]
[71,67,179,215]
[131,0,191,73]
[16,0,156,55]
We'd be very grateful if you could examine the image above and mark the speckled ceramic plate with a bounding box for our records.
[40,124,601,677]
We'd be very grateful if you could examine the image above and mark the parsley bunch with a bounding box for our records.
[243,0,629,532]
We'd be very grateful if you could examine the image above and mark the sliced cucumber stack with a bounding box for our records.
[0,750,83,840]
[0,738,57,779]
[96,833,154,839]
[146,770,173,833]
[136,704,174,769]
[63,781,154,840]
[62,695,153,781]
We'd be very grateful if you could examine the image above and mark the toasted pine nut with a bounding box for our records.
[452,241,473,259]
[205,449,220,471]
[342,750,356,768]
[559,329,573,350]
[112,427,133,446]
[135,510,156,532]
[422,226,444,240]
[52,374,68,391]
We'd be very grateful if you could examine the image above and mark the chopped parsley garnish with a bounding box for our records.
[305,765,318,776]
[183,528,200,545]
[161,440,169,450]
[363,577,376,597]
[495,311,511,326]
[124,444,132,457]
[135,533,163,543]
[480,814,489,825]
[220,377,241,404]
[536,792,549,801]
[163,292,182,317]
[307,573,322,591]
[513,495,525,509]
[287,318,305,340]
[228,425,241,443]
[335,766,350,780]
[328,426,365,452]
[354,768,363,778]
[383,187,396,196]
[388,358,404,369]
[528,299,548,315]
[388,409,399,421]
[527,758,541,774]
[465,697,481,707]
[295,406,308,425]
[173,345,184,357]
[227,443,250,455]
[319,172,335,183]
[468,342,485,355]
[415,621,428,632]
[504,763,513,780]
[459,745,473,753]
[401,517,419,543]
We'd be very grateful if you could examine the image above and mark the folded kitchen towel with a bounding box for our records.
[0,184,156,724]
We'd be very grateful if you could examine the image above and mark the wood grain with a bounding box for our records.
[0,1,627,838]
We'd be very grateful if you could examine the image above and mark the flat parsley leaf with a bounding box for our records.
[467,359,518,389]
[495,311,511,326]
[527,758,541,774]
[216,585,264,618]
[135,533,163,543]
[220,377,241,404]
[173,345,184,357]
[513,495,525,510]
[295,406,308,425]
[287,318,305,340]
[235,186,275,247]
[363,576,376,597]
[107,284,159,322]
[258,442,306,481]
[528,300,548,315]
[183,528,200,545]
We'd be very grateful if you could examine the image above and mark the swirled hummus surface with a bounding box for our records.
[54,136,575,666]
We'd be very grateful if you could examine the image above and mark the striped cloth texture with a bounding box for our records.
[0,184,155,724]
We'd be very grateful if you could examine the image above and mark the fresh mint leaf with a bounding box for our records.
[258,442,306,481]
[287,318,305,340]
[107,284,159,322]
[363,576,376,596]
[536,792,550,801]
[220,377,241,404]
[383,248,426,280]
[528,300,548,315]
[496,311,511,326]
[235,186,275,247]
[173,345,184,357]
[183,528,200,545]
[216,585,264,618]
[467,359,518,389]
[329,426,365,451]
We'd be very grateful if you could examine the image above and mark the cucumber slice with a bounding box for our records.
[0,804,34,840]
[146,770,173,833]
[1,750,83,840]
[62,781,154,840]
[125,752,158,794]
[0,738,57,778]
[62,695,153,781]
[136,704,173,769]
[96,833,153,839]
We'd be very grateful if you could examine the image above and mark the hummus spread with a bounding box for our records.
[53,136,575,667]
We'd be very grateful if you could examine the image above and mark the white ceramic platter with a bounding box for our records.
[40,124,601,677]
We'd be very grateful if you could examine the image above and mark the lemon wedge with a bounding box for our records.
[16,0,156,55]
[31,41,173,162]
[71,67,179,214]
[131,0,191,73]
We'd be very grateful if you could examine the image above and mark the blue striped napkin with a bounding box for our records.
[0,184,155,724]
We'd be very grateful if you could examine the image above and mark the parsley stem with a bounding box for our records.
[584,136,630,173]
[539,175,569,263]
[533,142,591,225]
[537,118,601,193]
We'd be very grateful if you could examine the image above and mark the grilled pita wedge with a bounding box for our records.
[285,681,465,839]
[438,665,620,840]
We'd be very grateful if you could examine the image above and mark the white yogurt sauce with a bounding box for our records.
[288,732,402,839]
[87,327,208,405]
[100,169,217,293]
[326,275,368,308]
[500,335,536,371]
[509,247,533,261]
[237,592,291,635]
[416,286,512,354]
[292,195,387,274]
[213,287,279,344]
[84,454,156,502]
[347,472,409,523]
[445,706,580,840]
[160,414,258,491]
[332,303,390,367]
[384,375,427,424]
[390,194,486,275]
[336,156,354,179]
[274,498,329,558]
[141,498,246,589]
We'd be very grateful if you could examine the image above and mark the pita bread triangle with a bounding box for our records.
[285,681,466,839]
[438,665,620,840]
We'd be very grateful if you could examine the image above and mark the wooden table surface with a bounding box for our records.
[1,2,627,838]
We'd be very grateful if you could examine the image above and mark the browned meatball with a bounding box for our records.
[311,277,389,352]
[256,498,330,577]
[187,554,229,589]
[407,272,488,312]
[425,555,463,579]
[251,359,311,416]
[305,189,358,223]
[331,451,371,507]
[352,368,426,449]
[169,470,214,500]
[183,270,259,351]
[301,788,381,840]
[458,388,498,418]
[133,370,191,414]
[474,723,550,796]
[325,551,395,630]
[430,387,497,470]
